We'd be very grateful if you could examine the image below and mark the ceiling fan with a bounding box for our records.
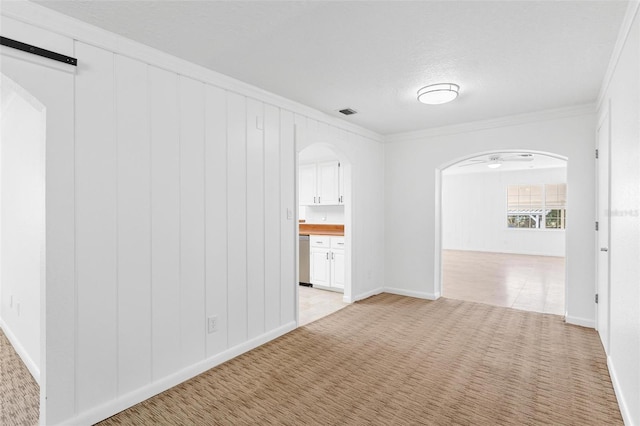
[459,153,534,169]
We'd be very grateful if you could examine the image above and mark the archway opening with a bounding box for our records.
[1,73,46,424]
[437,150,568,316]
[297,143,351,326]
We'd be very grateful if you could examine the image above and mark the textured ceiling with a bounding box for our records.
[34,1,628,135]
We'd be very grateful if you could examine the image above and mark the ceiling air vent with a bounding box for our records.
[338,108,357,116]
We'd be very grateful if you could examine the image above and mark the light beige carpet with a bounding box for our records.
[0,328,39,426]
[99,294,621,425]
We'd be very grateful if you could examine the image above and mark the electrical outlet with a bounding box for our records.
[207,316,218,334]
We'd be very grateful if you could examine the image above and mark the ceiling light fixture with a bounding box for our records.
[487,162,502,169]
[417,83,460,105]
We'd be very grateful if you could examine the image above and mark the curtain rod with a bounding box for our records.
[1,36,78,66]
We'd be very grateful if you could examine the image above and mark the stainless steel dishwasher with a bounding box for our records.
[299,235,311,285]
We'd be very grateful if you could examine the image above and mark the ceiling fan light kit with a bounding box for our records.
[458,153,536,169]
[417,83,460,105]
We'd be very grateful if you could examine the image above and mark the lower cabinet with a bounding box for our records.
[309,235,345,291]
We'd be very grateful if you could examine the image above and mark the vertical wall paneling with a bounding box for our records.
[205,85,229,356]
[226,93,248,347]
[264,104,281,331]
[246,98,265,339]
[178,76,206,365]
[114,55,152,394]
[74,42,118,410]
[149,66,181,379]
[280,110,296,324]
[317,121,330,143]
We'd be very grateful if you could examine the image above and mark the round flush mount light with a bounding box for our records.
[417,83,460,105]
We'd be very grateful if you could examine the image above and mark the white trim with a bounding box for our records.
[385,104,596,143]
[597,1,640,110]
[60,321,296,426]
[351,287,383,303]
[383,287,440,301]
[0,45,77,74]
[0,0,383,143]
[0,317,40,384]
[564,315,595,329]
[607,355,634,426]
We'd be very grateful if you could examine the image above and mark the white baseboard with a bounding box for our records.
[383,287,440,300]
[0,317,40,384]
[607,356,634,426]
[351,287,383,302]
[65,321,297,426]
[564,315,595,329]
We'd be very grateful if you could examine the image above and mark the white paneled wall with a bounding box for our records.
[115,54,152,395]
[75,42,118,411]
[247,98,265,340]
[71,42,299,422]
[1,7,383,423]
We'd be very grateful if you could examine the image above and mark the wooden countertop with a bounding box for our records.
[299,223,344,236]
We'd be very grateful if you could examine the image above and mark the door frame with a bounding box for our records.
[596,102,611,353]
[294,127,353,326]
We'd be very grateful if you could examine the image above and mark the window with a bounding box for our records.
[507,183,566,229]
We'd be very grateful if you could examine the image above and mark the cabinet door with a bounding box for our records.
[338,162,345,204]
[299,163,317,205]
[331,250,345,289]
[317,161,340,205]
[310,248,331,287]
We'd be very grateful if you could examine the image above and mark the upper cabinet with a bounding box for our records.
[299,161,344,205]
[299,163,317,205]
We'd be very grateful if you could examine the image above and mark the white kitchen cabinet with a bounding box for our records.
[299,161,341,206]
[310,235,345,291]
[331,250,345,289]
[317,161,340,205]
[338,162,345,204]
[299,163,317,205]
[310,247,331,287]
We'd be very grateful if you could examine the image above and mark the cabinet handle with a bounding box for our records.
[314,196,316,203]
[318,196,321,203]
[337,242,344,245]
[331,252,334,260]
[326,252,329,260]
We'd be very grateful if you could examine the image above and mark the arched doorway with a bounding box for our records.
[296,142,352,325]
[1,73,46,424]
[435,150,568,316]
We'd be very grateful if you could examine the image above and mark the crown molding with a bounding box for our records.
[384,103,596,143]
[597,0,640,110]
[1,0,384,143]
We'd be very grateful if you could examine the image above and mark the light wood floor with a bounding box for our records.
[298,286,348,326]
[442,250,565,315]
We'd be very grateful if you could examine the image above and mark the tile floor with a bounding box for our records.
[298,286,349,326]
[442,250,565,315]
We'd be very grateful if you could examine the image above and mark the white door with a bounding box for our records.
[597,111,610,354]
[310,248,330,287]
[331,250,345,289]
[1,26,76,424]
[299,163,317,205]
[317,161,340,205]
